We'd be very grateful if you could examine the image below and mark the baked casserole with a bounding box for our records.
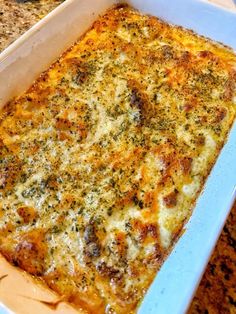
[0,4,235,313]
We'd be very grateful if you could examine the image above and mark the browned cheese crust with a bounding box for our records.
[0,5,235,314]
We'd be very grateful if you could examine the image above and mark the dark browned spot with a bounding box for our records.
[0,159,23,192]
[84,223,101,259]
[139,223,158,242]
[177,51,191,66]
[198,50,218,62]
[55,117,73,131]
[223,81,234,101]
[132,194,144,209]
[0,173,6,189]
[75,69,88,85]
[182,102,194,112]
[222,73,235,101]
[195,134,205,146]
[179,157,192,175]
[17,206,37,224]
[130,88,144,112]
[85,242,101,258]
[163,189,178,208]
[214,107,227,123]
[84,224,97,244]
[160,45,174,60]
[97,262,120,279]
[13,231,47,276]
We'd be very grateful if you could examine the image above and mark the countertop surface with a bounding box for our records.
[0,1,235,313]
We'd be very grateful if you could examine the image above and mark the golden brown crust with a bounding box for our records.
[0,5,235,314]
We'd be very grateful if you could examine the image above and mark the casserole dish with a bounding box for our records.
[0,0,235,313]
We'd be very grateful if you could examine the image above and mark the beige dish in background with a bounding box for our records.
[207,0,236,11]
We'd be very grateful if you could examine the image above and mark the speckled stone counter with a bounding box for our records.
[0,0,63,51]
[0,1,235,313]
[189,202,236,314]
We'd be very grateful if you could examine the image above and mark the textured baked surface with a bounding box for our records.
[0,5,235,313]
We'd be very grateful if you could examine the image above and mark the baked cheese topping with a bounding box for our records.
[0,5,235,313]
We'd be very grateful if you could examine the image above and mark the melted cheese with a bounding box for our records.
[0,4,235,314]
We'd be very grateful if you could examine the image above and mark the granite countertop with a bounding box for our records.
[0,1,235,313]
[0,0,63,51]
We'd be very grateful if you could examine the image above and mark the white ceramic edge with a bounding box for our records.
[127,0,236,49]
[0,0,235,313]
[138,123,236,314]
[0,304,12,314]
